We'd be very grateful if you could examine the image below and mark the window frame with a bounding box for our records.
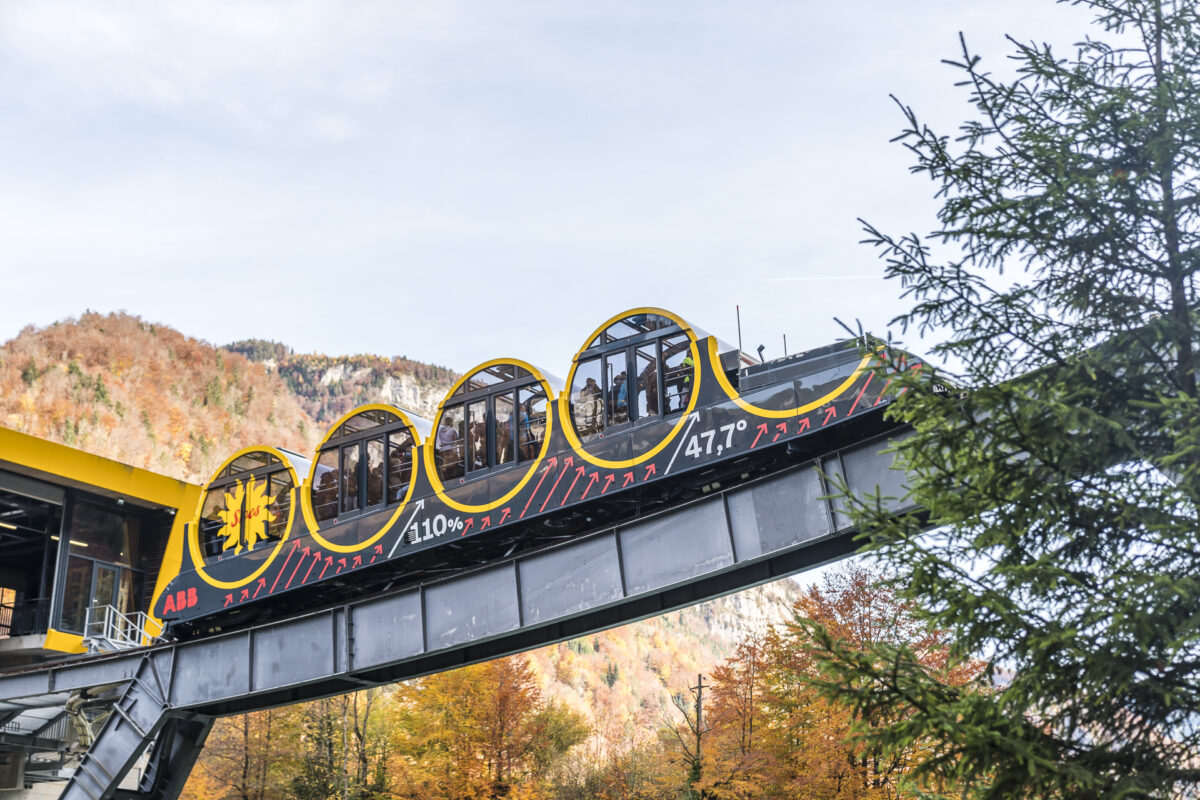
[312,412,415,527]
[436,368,545,484]
[200,453,293,559]
[571,319,692,440]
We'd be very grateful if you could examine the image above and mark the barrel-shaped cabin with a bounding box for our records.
[154,305,898,633]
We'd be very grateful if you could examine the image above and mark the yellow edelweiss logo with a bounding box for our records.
[216,476,277,555]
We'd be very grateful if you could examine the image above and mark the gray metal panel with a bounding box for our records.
[0,469,64,505]
[0,671,52,701]
[728,467,829,560]
[172,634,250,706]
[425,566,520,649]
[822,454,848,530]
[519,532,623,625]
[841,434,911,511]
[620,498,733,595]
[334,609,346,675]
[251,612,337,692]
[52,655,142,695]
[350,591,423,669]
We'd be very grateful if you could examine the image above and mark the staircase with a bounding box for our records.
[82,606,162,653]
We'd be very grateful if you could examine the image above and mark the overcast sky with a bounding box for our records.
[0,1,1096,375]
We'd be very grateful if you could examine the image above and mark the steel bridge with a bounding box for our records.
[0,426,910,800]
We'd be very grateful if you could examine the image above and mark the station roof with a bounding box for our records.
[0,426,197,511]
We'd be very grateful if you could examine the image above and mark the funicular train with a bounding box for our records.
[154,308,916,636]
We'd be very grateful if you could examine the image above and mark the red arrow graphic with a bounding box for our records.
[541,456,575,512]
[302,550,322,584]
[240,588,250,602]
[874,377,894,406]
[461,518,475,536]
[560,466,586,507]
[601,474,615,494]
[822,407,837,426]
[797,417,811,434]
[480,516,492,531]
[270,540,301,594]
[643,463,657,481]
[751,423,768,449]
[846,371,875,417]
[580,472,600,501]
[352,555,362,569]
[337,558,347,574]
[224,593,233,608]
[252,578,266,599]
[284,546,310,589]
[521,457,557,518]
[319,556,333,580]
[772,421,787,442]
[622,471,635,488]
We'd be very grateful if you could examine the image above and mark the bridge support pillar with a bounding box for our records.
[120,714,213,800]
[59,655,173,800]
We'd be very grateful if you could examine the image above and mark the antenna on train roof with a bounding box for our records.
[736,305,743,357]
[757,344,766,363]
[783,334,788,357]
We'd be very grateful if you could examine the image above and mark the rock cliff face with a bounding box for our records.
[223,339,456,424]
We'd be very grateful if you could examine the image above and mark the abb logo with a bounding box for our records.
[161,587,198,614]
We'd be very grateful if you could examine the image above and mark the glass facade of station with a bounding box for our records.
[0,468,173,645]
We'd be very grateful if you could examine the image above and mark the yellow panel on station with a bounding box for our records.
[0,427,196,509]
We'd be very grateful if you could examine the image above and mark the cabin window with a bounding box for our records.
[571,358,604,437]
[636,344,658,420]
[570,316,694,442]
[495,392,515,466]
[313,450,339,522]
[435,405,466,480]
[200,451,293,558]
[387,431,414,501]
[661,333,695,414]
[518,386,548,461]
[436,364,548,482]
[311,409,415,526]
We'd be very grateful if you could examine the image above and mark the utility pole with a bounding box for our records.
[690,674,706,795]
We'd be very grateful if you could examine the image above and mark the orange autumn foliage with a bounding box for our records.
[0,312,318,482]
[675,563,981,800]
[387,654,588,800]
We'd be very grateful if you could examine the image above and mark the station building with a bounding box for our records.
[0,427,197,668]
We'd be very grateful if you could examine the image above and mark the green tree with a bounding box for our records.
[809,2,1200,799]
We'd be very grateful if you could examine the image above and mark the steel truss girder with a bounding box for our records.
[0,428,911,800]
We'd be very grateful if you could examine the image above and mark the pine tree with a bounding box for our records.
[809,1,1200,798]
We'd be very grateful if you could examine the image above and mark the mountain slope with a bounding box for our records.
[0,312,318,482]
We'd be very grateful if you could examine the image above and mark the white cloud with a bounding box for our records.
[0,0,1099,371]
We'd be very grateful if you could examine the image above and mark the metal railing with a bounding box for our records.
[82,605,162,652]
[0,597,51,638]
